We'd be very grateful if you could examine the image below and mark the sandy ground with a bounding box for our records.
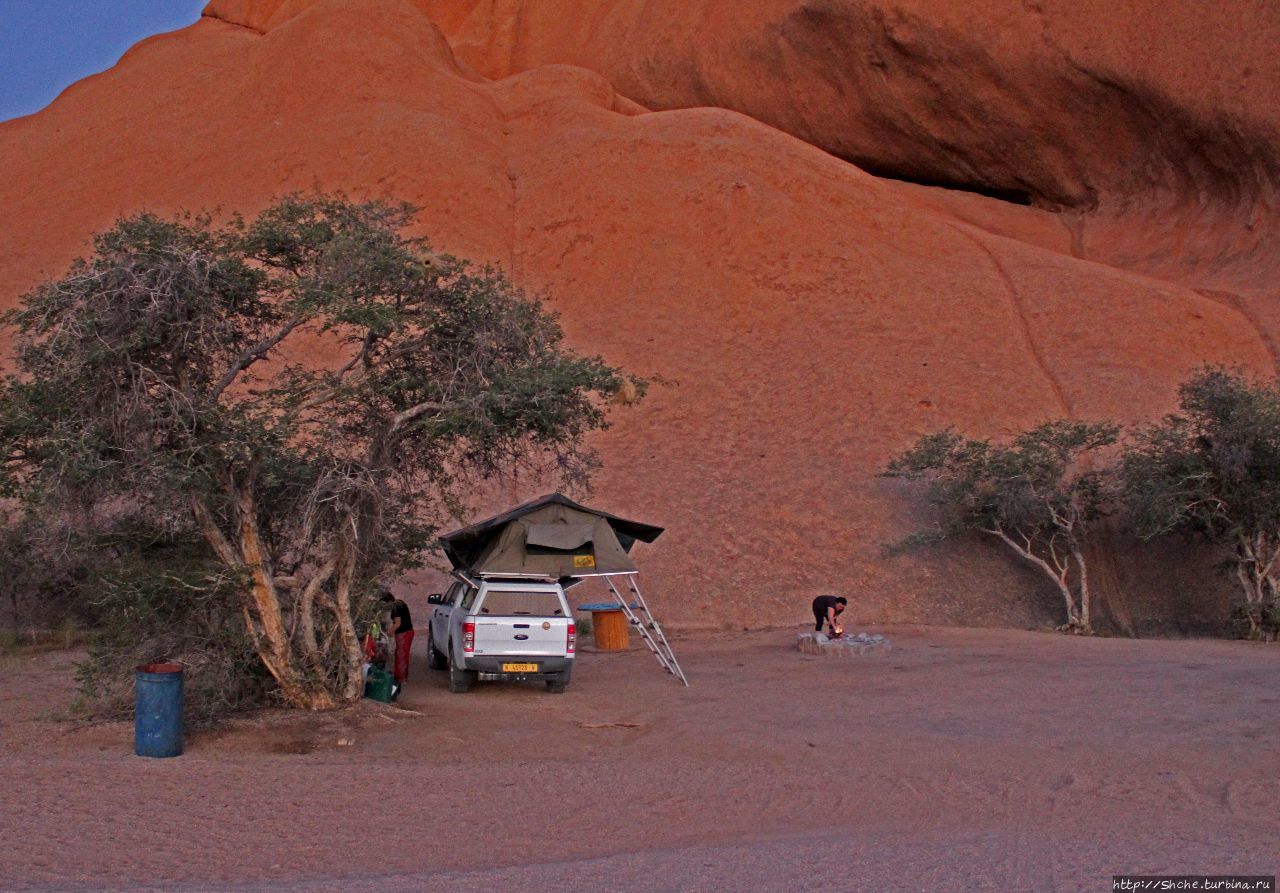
[1,626,1277,892]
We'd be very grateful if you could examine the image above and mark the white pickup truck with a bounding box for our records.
[425,579,576,693]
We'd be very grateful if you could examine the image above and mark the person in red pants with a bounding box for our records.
[380,589,414,700]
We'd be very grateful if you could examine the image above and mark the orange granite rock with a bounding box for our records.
[0,0,1270,628]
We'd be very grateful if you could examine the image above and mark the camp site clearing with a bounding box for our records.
[2,625,1276,891]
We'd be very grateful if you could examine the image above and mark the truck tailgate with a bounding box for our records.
[473,618,570,656]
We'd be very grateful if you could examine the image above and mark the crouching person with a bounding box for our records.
[810,595,847,637]
[380,589,414,700]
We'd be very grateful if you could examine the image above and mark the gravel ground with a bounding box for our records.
[2,626,1277,892]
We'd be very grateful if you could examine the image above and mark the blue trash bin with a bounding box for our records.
[135,662,184,758]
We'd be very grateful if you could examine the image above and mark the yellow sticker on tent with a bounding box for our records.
[573,554,596,568]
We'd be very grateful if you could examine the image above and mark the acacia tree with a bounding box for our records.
[1122,367,1280,638]
[0,195,636,708]
[884,420,1119,633]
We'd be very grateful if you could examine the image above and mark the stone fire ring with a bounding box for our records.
[797,630,892,657]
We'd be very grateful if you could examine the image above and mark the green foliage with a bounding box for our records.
[0,193,638,710]
[1123,366,1280,540]
[885,420,1119,541]
[1122,366,1280,637]
[879,527,946,558]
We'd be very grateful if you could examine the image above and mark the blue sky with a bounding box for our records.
[0,1,207,122]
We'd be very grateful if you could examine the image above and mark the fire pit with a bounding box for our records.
[796,630,891,657]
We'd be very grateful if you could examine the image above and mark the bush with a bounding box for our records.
[73,526,272,722]
[0,508,101,642]
[1122,366,1280,639]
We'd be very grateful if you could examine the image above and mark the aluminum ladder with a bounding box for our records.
[605,575,688,686]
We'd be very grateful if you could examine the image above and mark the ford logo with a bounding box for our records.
[513,634,529,640]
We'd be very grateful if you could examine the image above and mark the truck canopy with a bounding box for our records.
[439,493,664,580]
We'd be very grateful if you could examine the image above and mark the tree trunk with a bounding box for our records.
[1234,532,1269,638]
[1071,546,1092,634]
[330,528,367,703]
[1234,557,1262,639]
[298,559,336,677]
[1236,533,1273,604]
[192,493,337,710]
[237,487,338,709]
[1250,532,1280,607]
[989,528,1081,630]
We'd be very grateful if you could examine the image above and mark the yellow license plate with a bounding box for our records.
[502,662,538,673]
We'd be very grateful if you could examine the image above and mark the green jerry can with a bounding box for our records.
[364,665,393,703]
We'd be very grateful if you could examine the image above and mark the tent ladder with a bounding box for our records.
[606,576,688,686]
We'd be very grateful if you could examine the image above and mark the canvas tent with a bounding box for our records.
[439,493,664,582]
[439,494,685,685]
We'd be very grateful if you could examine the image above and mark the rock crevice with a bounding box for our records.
[424,0,1280,288]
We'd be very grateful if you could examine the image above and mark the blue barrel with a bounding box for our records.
[135,662,184,758]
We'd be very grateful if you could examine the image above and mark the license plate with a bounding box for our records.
[502,662,538,673]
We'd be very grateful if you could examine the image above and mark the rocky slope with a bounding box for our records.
[0,0,1272,629]
[419,1,1279,205]
[415,0,1280,356]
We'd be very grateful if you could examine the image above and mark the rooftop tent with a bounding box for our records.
[439,493,664,580]
[439,493,685,685]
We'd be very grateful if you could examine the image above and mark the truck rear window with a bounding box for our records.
[478,591,565,617]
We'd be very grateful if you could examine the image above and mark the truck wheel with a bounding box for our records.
[447,648,473,693]
[427,628,446,670]
[546,668,572,694]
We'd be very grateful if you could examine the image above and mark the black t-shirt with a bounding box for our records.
[390,599,413,633]
[811,595,842,618]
